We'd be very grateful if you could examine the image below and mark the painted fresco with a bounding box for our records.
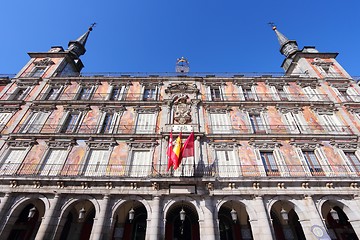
[20,141,47,174]
[78,107,99,134]
[2,110,27,134]
[306,58,344,78]
[239,143,259,177]
[286,82,302,96]
[108,142,128,176]
[267,107,286,134]
[61,141,86,176]
[42,106,64,133]
[256,83,272,101]
[229,108,247,133]
[94,82,109,100]
[224,81,238,101]
[302,107,323,134]
[61,82,79,100]
[321,142,349,176]
[281,141,306,177]
[119,107,136,134]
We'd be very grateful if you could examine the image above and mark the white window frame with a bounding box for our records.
[269,85,290,101]
[254,148,289,177]
[128,149,152,177]
[58,111,85,133]
[241,86,257,101]
[8,86,32,101]
[39,148,69,176]
[209,112,232,134]
[206,85,225,101]
[317,113,344,134]
[141,86,159,101]
[135,112,157,134]
[303,86,320,101]
[282,111,308,134]
[75,85,96,100]
[20,111,50,133]
[28,66,47,78]
[83,148,111,176]
[337,149,360,176]
[96,111,121,134]
[215,149,241,177]
[0,148,28,175]
[42,85,64,100]
[107,85,127,101]
[295,147,333,176]
[0,112,13,131]
[246,111,269,134]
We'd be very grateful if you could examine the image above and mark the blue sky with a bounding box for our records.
[1,0,360,75]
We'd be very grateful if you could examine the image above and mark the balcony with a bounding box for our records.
[13,124,159,135]
[206,124,354,135]
[0,163,358,179]
[204,93,331,102]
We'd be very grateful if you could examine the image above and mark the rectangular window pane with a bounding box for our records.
[260,152,279,176]
[135,113,156,134]
[61,113,80,133]
[0,149,26,175]
[29,67,46,77]
[345,152,360,172]
[303,151,323,175]
[250,114,265,133]
[143,88,157,101]
[216,150,239,177]
[210,87,221,100]
[129,150,151,177]
[84,149,109,176]
[77,87,93,100]
[40,149,67,176]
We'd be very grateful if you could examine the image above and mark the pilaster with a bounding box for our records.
[90,194,110,240]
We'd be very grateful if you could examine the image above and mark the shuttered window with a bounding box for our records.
[210,113,232,134]
[44,86,63,100]
[135,113,156,134]
[76,86,95,100]
[0,113,12,130]
[143,87,158,101]
[0,149,27,175]
[40,149,68,176]
[97,112,119,134]
[60,112,82,133]
[21,111,50,133]
[9,87,32,101]
[83,149,110,176]
[282,112,308,134]
[249,114,265,133]
[129,150,152,177]
[318,113,343,133]
[303,87,320,101]
[340,151,360,174]
[215,150,240,177]
[109,85,127,101]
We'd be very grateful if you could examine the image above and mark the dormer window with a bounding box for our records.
[28,67,46,78]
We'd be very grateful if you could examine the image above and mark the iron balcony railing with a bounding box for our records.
[12,124,353,135]
[14,124,159,135]
[0,163,358,178]
[204,93,332,102]
[207,124,354,135]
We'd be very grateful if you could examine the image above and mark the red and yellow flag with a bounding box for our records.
[167,132,195,171]
[172,132,182,170]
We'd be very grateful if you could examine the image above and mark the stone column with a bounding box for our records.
[250,196,273,240]
[34,194,60,240]
[299,196,331,240]
[199,198,216,240]
[146,196,161,240]
[0,193,11,219]
[90,195,110,240]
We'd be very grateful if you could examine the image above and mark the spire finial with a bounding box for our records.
[67,24,95,59]
[270,23,298,58]
[89,23,96,31]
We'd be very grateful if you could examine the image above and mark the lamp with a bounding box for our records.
[330,208,339,222]
[28,206,36,219]
[129,208,135,223]
[78,207,86,220]
[280,208,288,224]
[230,208,237,223]
[180,208,186,222]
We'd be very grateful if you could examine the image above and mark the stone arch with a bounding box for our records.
[267,195,308,222]
[316,195,360,221]
[163,196,204,221]
[5,193,50,219]
[216,196,258,222]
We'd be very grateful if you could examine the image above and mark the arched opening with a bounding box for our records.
[322,201,358,240]
[7,203,42,240]
[270,201,305,240]
[165,202,200,240]
[58,200,95,240]
[218,201,253,240]
[112,201,148,240]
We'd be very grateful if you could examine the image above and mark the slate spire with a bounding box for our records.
[67,23,96,59]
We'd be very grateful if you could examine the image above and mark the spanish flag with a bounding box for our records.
[172,132,182,170]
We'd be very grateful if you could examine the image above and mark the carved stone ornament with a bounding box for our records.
[134,106,160,113]
[165,82,199,94]
[86,139,117,149]
[30,104,56,112]
[289,141,322,149]
[108,80,132,87]
[6,138,37,148]
[63,105,91,112]
[276,105,303,114]
[127,141,158,148]
[173,94,192,124]
[48,79,71,86]
[99,105,126,113]
[205,106,231,113]
[311,58,334,67]
[265,80,289,88]
[140,81,162,87]
[329,141,360,149]
[240,105,267,114]
[16,79,39,86]
[296,80,319,89]
[330,82,351,90]
[0,105,21,112]
[310,105,337,115]
[77,80,101,86]
[203,80,225,87]
[209,141,239,149]
[33,58,55,66]
[233,79,256,88]
[248,140,281,149]
[46,139,76,148]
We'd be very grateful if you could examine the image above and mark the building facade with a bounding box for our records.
[0,25,359,240]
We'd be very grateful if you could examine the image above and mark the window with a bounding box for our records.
[135,113,156,134]
[318,113,344,133]
[0,112,12,130]
[20,111,50,133]
[76,86,95,100]
[0,148,27,175]
[282,112,308,134]
[40,149,68,176]
[109,85,127,101]
[60,112,83,133]
[215,150,240,177]
[43,86,63,100]
[209,112,232,134]
[129,150,152,177]
[269,86,289,101]
[260,151,279,176]
[9,87,31,101]
[28,67,46,78]
[303,86,320,101]
[249,113,266,133]
[302,151,324,175]
[207,86,223,101]
[342,151,360,174]
[243,88,256,101]
[143,87,158,101]
[97,112,120,134]
[333,87,360,102]
[83,149,110,176]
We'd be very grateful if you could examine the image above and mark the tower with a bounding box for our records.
[272,25,351,79]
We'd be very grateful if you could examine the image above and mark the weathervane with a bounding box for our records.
[89,23,97,31]
[268,22,277,30]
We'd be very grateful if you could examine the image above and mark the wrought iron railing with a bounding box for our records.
[34,92,163,101]
[206,124,354,135]
[14,124,159,135]
[204,93,332,102]
[0,163,358,178]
